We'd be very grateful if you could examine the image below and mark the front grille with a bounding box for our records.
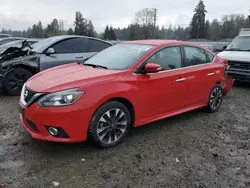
[228,61,250,70]
[24,87,36,103]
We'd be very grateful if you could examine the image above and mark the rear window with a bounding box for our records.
[88,39,107,52]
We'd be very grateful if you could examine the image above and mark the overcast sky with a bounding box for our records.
[0,0,249,33]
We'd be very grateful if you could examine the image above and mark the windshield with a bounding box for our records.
[83,43,154,70]
[31,37,55,52]
[226,36,250,51]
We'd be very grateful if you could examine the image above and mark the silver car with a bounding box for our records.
[0,35,113,95]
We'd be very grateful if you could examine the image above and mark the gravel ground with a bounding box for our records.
[0,84,250,188]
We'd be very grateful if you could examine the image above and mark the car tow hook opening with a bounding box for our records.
[48,127,59,136]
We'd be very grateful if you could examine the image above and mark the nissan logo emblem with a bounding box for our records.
[24,90,28,98]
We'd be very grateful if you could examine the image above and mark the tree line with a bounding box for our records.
[1,0,250,41]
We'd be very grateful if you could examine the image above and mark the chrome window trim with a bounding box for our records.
[133,44,216,75]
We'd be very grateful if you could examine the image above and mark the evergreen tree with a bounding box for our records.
[109,26,117,40]
[205,20,210,39]
[67,28,74,35]
[31,24,37,38]
[103,25,110,40]
[44,19,60,37]
[36,21,44,38]
[74,11,88,35]
[129,24,136,40]
[189,0,207,39]
[86,21,95,37]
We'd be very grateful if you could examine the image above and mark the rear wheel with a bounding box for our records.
[88,101,131,148]
[3,68,33,96]
[205,84,223,112]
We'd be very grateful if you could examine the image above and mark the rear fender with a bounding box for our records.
[221,75,234,95]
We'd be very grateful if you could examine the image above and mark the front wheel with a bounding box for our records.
[88,101,132,148]
[205,84,223,112]
[3,68,33,96]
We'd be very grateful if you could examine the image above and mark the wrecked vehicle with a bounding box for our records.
[0,35,113,96]
[0,38,40,55]
[0,37,27,46]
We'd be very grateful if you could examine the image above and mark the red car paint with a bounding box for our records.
[19,40,234,143]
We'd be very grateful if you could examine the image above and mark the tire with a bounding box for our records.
[205,84,223,113]
[88,101,132,148]
[3,68,33,96]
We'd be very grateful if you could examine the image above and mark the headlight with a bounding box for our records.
[38,88,84,107]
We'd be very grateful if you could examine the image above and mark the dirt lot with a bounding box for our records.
[0,84,250,188]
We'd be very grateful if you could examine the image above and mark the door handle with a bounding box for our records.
[207,72,215,76]
[176,78,187,82]
[75,56,83,58]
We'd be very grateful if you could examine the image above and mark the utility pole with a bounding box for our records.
[153,8,158,38]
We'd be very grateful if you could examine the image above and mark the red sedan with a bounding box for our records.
[19,40,234,148]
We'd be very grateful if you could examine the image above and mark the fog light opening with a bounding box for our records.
[48,127,58,136]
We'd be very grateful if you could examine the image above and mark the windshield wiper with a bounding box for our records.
[83,63,107,69]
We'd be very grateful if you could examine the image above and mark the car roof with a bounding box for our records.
[31,35,113,53]
[123,40,178,46]
[123,40,207,48]
[44,35,112,44]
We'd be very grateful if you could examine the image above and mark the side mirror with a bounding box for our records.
[45,48,55,56]
[144,62,162,73]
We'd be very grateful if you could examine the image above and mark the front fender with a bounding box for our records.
[1,55,39,72]
[82,81,138,112]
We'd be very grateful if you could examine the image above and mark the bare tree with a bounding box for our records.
[134,8,156,39]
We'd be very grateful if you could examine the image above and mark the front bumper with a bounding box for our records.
[19,101,95,143]
[227,68,250,82]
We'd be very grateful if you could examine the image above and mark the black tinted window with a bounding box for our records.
[88,39,107,52]
[52,38,87,53]
[147,46,182,70]
[184,46,209,66]
[205,51,214,62]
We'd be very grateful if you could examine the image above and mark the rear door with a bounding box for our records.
[39,37,91,71]
[182,46,219,107]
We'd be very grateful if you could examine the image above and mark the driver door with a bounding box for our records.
[136,46,188,120]
[39,38,94,71]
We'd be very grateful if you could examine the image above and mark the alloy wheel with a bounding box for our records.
[8,72,29,92]
[97,108,128,144]
[210,87,223,110]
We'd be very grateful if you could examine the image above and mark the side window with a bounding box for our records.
[205,51,215,62]
[147,46,182,71]
[88,39,107,52]
[184,46,209,66]
[52,38,87,53]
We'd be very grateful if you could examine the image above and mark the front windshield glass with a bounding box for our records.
[83,43,154,70]
[226,36,250,51]
[31,37,54,52]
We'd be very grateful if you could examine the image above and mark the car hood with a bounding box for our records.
[1,54,39,68]
[217,51,250,62]
[26,63,120,93]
